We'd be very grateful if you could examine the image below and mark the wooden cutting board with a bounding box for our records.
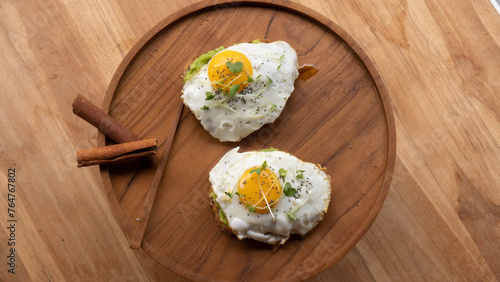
[98,1,396,280]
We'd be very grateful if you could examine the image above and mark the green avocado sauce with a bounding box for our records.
[183,46,225,83]
[210,191,228,225]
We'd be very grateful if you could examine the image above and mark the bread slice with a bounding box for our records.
[209,187,234,235]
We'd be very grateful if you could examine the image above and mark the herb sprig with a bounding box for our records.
[277,54,285,70]
[250,161,268,175]
[283,182,297,197]
[296,170,305,180]
[246,203,256,213]
[287,211,297,221]
[229,84,240,97]
[279,168,287,178]
[287,194,311,221]
[226,61,243,74]
[270,104,276,112]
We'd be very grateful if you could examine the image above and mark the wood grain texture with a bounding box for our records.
[0,0,499,281]
[130,101,183,250]
[98,2,395,280]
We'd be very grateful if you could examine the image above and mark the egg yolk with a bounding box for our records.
[238,166,282,214]
[208,50,253,93]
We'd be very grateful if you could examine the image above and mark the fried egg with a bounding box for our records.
[182,41,299,142]
[209,147,331,245]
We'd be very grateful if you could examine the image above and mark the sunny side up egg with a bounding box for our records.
[181,41,299,142]
[209,147,331,245]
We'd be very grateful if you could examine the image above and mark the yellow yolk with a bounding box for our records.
[238,166,282,214]
[208,50,253,93]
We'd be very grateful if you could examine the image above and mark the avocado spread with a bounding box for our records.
[210,191,228,225]
[183,46,225,83]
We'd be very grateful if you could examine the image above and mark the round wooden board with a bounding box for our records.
[99,1,396,281]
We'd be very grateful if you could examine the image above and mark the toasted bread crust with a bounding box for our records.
[209,187,235,235]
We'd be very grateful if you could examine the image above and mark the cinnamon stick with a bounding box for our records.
[72,94,139,143]
[76,139,158,167]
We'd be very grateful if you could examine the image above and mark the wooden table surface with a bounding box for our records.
[1,0,499,281]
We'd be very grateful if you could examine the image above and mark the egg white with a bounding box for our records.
[209,147,331,245]
[182,41,299,142]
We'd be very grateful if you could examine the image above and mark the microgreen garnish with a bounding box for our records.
[283,182,297,197]
[250,161,268,175]
[229,84,240,97]
[226,61,243,74]
[235,192,245,197]
[296,170,305,180]
[247,77,254,83]
[260,147,278,152]
[277,54,285,70]
[286,194,311,221]
[260,160,268,169]
[270,104,276,112]
[248,76,273,99]
[249,168,260,175]
[279,168,287,178]
[267,76,273,85]
[224,191,232,198]
[256,74,261,79]
[245,203,256,213]
[201,105,209,110]
[287,211,297,221]
[205,91,214,100]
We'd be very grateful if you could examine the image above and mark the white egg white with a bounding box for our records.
[209,147,331,245]
[182,41,299,142]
